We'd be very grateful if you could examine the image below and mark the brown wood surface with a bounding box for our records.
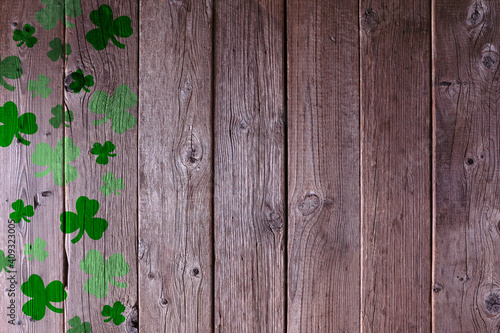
[287,0,360,331]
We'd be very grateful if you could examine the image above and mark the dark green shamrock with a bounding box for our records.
[47,38,72,62]
[100,173,124,196]
[102,301,126,326]
[13,24,37,48]
[10,199,34,224]
[28,74,52,98]
[90,141,116,165]
[0,55,22,91]
[86,5,133,50]
[36,0,82,30]
[25,238,48,262]
[0,250,13,273]
[70,69,94,93]
[67,316,92,333]
[21,274,67,321]
[0,101,38,147]
[49,105,74,128]
[60,196,108,244]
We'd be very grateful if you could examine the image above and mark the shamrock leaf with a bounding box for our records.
[21,274,67,321]
[0,250,13,273]
[102,301,126,326]
[100,173,124,196]
[10,199,34,223]
[28,74,52,98]
[36,0,82,30]
[67,316,92,333]
[0,101,38,147]
[24,238,48,262]
[0,54,22,91]
[47,38,72,62]
[70,69,94,93]
[90,141,116,165]
[86,5,133,51]
[80,249,129,298]
[31,137,80,186]
[89,85,137,134]
[13,24,38,48]
[60,196,108,244]
[49,105,74,129]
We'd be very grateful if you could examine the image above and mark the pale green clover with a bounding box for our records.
[31,137,80,186]
[89,84,137,134]
[0,250,13,273]
[67,316,92,333]
[100,172,124,196]
[80,249,129,299]
[24,238,48,262]
[36,0,82,30]
[28,74,52,98]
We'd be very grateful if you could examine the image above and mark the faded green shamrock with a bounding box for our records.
[13,24,38,48]
[31,137,80,186]
[60,196,108,244]
[86,5,133,51]
[0,54,22,91]
[91,141,116,165]
[28,74,52,98]
[24,238,48,262]
[100,173,124,196]
[47,38,72,62]
[10,199,34,223]
[0,101,38,147]
[49,105,74,129]
[102,301,126,326]
[36,0,82,30]
[70,69,94,93]
[67,316,92,333]
[80,249,129,298]
[0,250,13,273]
[89,85,137,134]
[21,274,67,321]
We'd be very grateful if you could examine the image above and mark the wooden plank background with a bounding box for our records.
[0,0,499,332]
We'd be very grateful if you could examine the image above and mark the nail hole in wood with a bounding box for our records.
[467,158,474,165]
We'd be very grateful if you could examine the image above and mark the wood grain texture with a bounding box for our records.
[213,0,285,331]
[138,0,213,332]
[433,1,500,331]
[360,0,431,331]
[64,1,138,332]
[287,0,360,331]
[0,2,65,332]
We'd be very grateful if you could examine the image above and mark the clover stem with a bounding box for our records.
[71,228,85,244]
[104,317,112,323]
[17,42,24,47]
[93,115,111,126]
[108,153,117,157]
[64,19,75,28]
[109,35,126,49]
[46,303,63,314]
[15,133,30,146]
[35,167,53,178]
[83,86,90,93]
[23,217,31,223]
[110,279,127,288]
[0,77,15,91]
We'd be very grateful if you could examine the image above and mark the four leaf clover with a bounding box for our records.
[49,105,74,128]
[25,238,49,262]
[102,301,126,326]
[0,250,13,273]
[36,0,82,30]
[28,74,52,98]
[86,5,133,50]
[47,38,72,62]
[100,172,124,196]
[70,69,94,93]
[0,54,22,91]
[10,199,34,223]
[13,24,38,48]
[21,274,67,321]
[91,141,116,165]
[67,316,92,333]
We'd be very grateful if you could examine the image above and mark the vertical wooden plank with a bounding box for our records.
[0,2,65,332]
[360,0,431,331]
[64,1,138,332]
[214,0,285,331]
[287,0,360,331]
[433,1,500,331]
[138,0,213,331]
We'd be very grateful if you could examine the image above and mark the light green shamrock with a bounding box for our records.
[24,238,48,262]
[36,0,82,30]
[100,172,124,196]
[67,316,92,332]
[28,74,52,98]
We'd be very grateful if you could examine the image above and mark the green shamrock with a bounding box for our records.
[89,84,137,134]
[70,69,94,93]
[28,74,52,98]
[24,238,48,262]
[0,54,22,91]
[90,141,116,165]
[36,0,82,30]
[31,137,80,186]
[100,173,124,196]
[21,274,67,321]
[47,38,72,62]
[60,196,108,244]
[0,101,38,147]
[10,199,34,223]
[80,249,129,298]
[49,105,74,129]
[13,24,38,48]
[0,250,13,273]
[86,5,133,51]
[102,301,126,326]
[67,316,92,333]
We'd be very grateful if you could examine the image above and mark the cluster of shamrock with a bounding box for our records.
[0,0,137,331]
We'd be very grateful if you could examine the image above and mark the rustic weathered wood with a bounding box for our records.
[287,0,360,331]
[0,2,65,332]
[138,0,213,332]
[63,1,138,332]
[213,0,286,331]
[433,1,500,331]
[360,0,432,331]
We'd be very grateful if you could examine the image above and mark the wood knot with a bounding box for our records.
[125,305,138,332]
[486,293,500,314]
[466,3,485,27]
[298,194,320,216]
[362,8,379,32]
[432,283,443,294]
[159,298,169,308]
[179,132,203,168]
[480,44,498,71]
